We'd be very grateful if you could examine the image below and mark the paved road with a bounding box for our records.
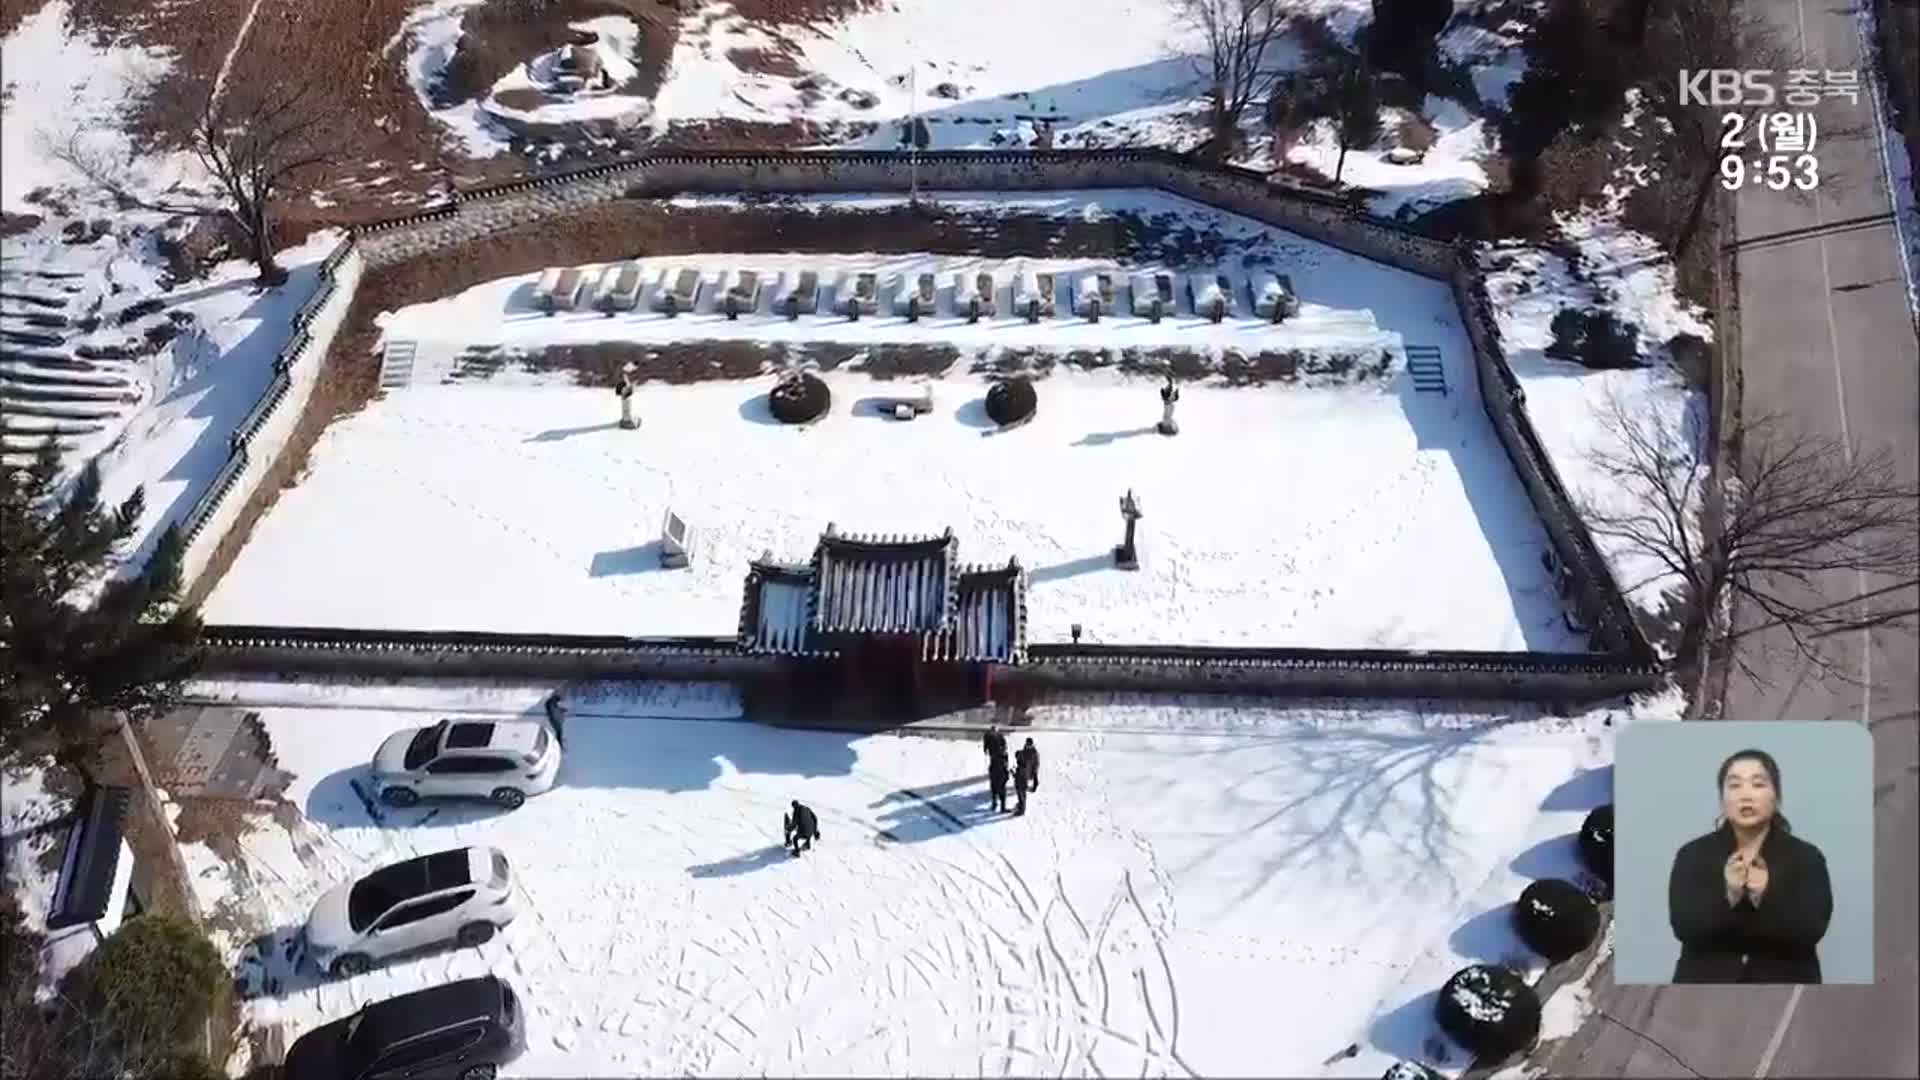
[1533,0,1919,1076]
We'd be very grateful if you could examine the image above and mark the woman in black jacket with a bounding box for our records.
[1668,748,1833,983]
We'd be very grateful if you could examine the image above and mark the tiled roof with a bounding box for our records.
[809,525,958,635]
[737,560,832,656]
[48,785,130,930]
[737,528,1025,662]
[926,561,1027,663]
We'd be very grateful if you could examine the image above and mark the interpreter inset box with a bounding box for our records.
[1614,722,1873,985]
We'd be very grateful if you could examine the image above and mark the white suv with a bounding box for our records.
[303,846,517,978]
[372,719,560,810]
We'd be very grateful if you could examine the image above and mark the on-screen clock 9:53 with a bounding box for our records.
[1720,153,1819,191]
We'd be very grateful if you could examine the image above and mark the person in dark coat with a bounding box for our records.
[543,690,568,748]
[983,725,1009,768]
[1015,739,1039,793]
[1013,740,1038,815]
[987,755,1010,814]
[1668,748,1833,984]
[784,800,821,856]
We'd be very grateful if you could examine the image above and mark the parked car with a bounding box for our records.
[303,847,516,977]
[284,975,527,1080]
[372,718,560,809]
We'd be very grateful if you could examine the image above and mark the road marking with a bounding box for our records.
[1754,985,1804,1078]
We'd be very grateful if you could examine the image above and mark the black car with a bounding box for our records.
[284,975,526,1080]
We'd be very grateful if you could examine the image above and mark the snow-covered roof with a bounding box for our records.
[738,527,1025,662]
[47,785,130,931]
[811,526,958,636]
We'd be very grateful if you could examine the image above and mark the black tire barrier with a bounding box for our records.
[984,378,1037,426]
[1579,804,1613,886]
[1434,964,1542,1063]
[1513,878,1601,962]
[769,372,830,424]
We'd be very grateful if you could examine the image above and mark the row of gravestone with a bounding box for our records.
[1386,803,1613,1080]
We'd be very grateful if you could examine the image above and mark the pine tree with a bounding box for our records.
[1366,0,1453,94]
[1,438,203,762]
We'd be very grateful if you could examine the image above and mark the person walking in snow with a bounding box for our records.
[1014,739,1038,816]
[988,755,1010,814]
[784,800,820,856]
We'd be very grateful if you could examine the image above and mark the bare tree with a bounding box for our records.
[53,79,337,285]
[1180,0,1293,161]
[1634,0,1788,254]
[1581,395,1920,684]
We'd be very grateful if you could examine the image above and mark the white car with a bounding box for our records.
[303,846,517,978]
[372,719,560,810]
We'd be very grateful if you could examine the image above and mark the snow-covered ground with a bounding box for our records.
[203,358,1584,650]
[0,0,186,214]
[480,15,652,132]
[175,687,1652,1078]
[1437,17,1531,114]
[1480,213,1712,625]
[1286,96,1496,220]
[391,0,1496,217]
[651,0,1214,146]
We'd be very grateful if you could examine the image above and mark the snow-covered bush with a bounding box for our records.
[769,372,831,424]
[1381,1062,1443,1080]
[985,378,1037,426]
[1579,804,1613,886]
[1434,964,1542,1062]
[1513,877,1601,962]
[1546,308,1642,369]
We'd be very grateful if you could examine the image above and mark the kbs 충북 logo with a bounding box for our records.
[1679,68,1861,108]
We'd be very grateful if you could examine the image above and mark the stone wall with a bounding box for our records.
[179,240,363,585]
[357,149,1445,271]
[205,150,1660,703]
[200,627,768,680]
[199,629,1658,704]
[1005,646,1654,702]
[1450,259,1651,659]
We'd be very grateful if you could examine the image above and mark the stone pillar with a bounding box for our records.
[1157,373,1180,436]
